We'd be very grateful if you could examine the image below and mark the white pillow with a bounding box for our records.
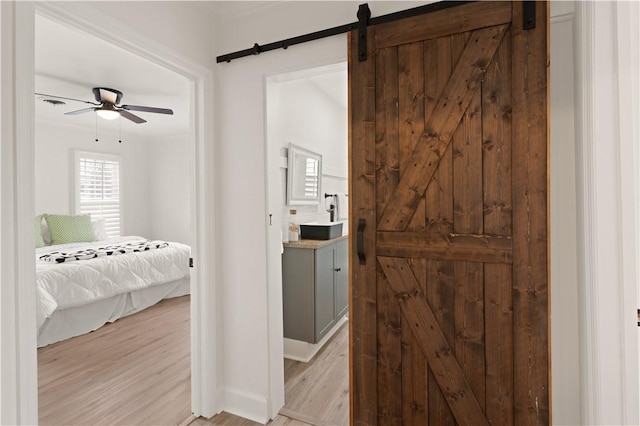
[41,219,52,245]
[91,218,108,241]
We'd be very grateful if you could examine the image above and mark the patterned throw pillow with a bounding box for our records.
[35,215,45,248]
[44,214,96,245]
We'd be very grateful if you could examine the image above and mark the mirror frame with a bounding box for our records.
[286,143,322,205]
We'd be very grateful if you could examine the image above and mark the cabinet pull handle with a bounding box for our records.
[335,268,341,272]
[357,218,366,265]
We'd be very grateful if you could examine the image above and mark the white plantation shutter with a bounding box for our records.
[75,151,122,237]
[304,157,319,198]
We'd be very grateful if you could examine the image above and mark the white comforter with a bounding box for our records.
[35,236,190,329]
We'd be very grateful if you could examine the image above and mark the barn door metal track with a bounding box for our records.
[216,1,477,64]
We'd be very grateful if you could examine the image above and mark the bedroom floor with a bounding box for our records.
[38,295,349,425]
[38,295,192,425]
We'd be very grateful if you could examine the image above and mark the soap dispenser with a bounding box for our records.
[288,209,299,242]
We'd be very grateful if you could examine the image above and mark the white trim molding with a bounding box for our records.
[0,2,38,424]
[574,2,600,423]
[223,388,271,425]
[575,1,640,424]
[614,1,640,423]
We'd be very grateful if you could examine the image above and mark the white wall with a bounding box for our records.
[269,69,349,233]
[68,1,217,70]
[34,121,191,243]
[147,133,191,245]
[34,121,152,237]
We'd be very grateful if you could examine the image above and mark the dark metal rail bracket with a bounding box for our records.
[357,4,371,61]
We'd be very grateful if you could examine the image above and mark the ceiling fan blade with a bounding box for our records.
[119,110,147,124]
[121,104,174,115]
[35,92,99,105]
[64,107,97,115]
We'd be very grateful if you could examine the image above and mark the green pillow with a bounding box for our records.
[34,215,45,248]
[44,214,96,245]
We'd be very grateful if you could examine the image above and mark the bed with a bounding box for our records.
[36,235,191,347]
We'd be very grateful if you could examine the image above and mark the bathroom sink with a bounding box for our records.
[299,222,343,240]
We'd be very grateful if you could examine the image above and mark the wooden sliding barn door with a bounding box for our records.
[349,2,549,425]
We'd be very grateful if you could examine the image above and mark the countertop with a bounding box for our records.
[283,234,348,249]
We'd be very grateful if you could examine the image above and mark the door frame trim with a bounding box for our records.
[575,1,639,424]
[6,2,219,421]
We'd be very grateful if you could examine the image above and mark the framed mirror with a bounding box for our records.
[287,143,322,205]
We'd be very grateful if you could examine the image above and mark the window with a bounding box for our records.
[75,151,122,237]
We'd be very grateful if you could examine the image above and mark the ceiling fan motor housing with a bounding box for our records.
[93,87,123,105]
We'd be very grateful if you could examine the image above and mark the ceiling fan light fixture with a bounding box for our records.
[96,106,120,120]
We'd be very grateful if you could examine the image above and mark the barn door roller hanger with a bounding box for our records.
[219,0,546,64]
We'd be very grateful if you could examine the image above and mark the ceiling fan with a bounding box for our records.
[35,87,174,124]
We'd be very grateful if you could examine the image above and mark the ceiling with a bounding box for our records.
[196,1,283,20]
[34,3,346,138]
[35,14,191,138]
[269,62,347,109]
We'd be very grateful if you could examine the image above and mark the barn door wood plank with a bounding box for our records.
[375,46,400,223]
[452,32,484,235]
[426,259,456,426]
[400,258,429,424]
[511,2,549,424]
[378,256,490,426]
[483,26,513,236]
[484,263,515,425]
[376,231,513,264]
[378,24,509,231]
[374,44,403,426]
[374,1,511,50]
[482,26,515,424]
[398,41,427,233]
[453,261,486,410]
[424,36,454,236]
[377,268,403,425]
[349,27,378,426]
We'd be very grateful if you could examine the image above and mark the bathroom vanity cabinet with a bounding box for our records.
[282,236,348,344]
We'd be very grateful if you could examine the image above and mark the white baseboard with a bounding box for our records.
[223,388,271,424]
[284,316,348,363]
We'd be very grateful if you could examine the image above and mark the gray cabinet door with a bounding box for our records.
[314,245,336,341]
[282,248,315,342]
[334,238,349,318]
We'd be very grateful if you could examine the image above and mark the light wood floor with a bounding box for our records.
[193,323,349,426]
[38,295,192,425]
[39,295,348,426]
[190,412,311,426]
[280,323,349,426]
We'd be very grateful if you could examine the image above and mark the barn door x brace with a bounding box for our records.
[216,1,537,64]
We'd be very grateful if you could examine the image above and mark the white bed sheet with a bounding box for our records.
[36,236,191,331]
[37,276,189,347]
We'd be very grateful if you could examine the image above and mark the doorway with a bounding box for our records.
[265,62,349,424]
[7,2,217,422]
[34,10,194,424]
